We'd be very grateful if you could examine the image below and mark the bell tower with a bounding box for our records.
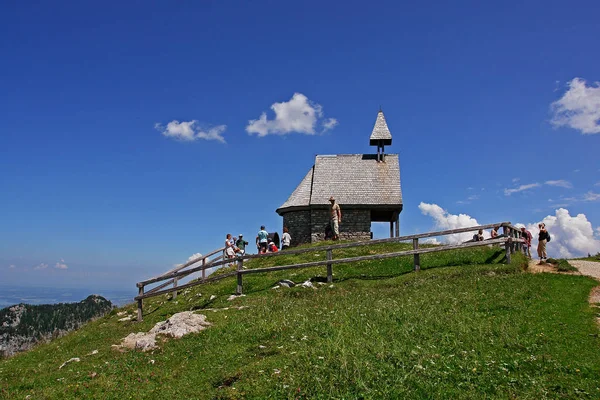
[369,109,393,162]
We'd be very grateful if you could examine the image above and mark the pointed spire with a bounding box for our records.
[369,110,392,146]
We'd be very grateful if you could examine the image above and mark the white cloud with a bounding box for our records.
[34,263,48,270]
[524,208,600,258]
[595,181,600,187]
[512,178,520,183]
[174,253,205,268]
[155,120,227,143]
[418,202,488,244]
[504,183,541,196]
[457,194,480,205]
[551,77,600,134]
[246,93,338,137]
[55,259,68,270]
[322,118,339,132]
[187,253,203,262]
[583,191,600,201]
[8,264,16,269]
[545,180,572,188]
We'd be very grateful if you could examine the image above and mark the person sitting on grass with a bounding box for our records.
[490,226,500,238]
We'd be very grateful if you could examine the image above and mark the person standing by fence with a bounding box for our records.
[329,196,342,240]
[225,234,237,265]
[256,226,269,254]
[537,223,550,263]
[520,227,532,259]
[281,227,291,250]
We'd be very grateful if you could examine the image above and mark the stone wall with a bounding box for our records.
[310,209,330,242]
[282,210,311,247]
[283,208,372,245]
[310,208,371,243]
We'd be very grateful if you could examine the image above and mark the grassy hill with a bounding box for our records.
[1,243,599,399]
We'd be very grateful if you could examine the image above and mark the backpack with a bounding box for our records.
[546,232,551,242]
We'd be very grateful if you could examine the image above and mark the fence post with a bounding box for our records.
[413,238,420,271]
[510,229,516,255]
[173,277,178,299]
[327,249,333,283]
[202,257,206,280]
[503,226,512,264]
[236,258,243,295]
[137,284,144,322]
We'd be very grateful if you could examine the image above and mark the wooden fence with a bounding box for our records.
[135,222,525,321]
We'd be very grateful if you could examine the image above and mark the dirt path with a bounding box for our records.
[568,260,600,281]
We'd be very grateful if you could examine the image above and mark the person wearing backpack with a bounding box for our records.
[537,223,550,263]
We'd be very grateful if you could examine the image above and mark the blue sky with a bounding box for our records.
[1,1,599,293]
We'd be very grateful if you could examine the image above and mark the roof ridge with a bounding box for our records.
[308,165,315,205]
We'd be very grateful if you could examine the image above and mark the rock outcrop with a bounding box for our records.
[0,295,113,357]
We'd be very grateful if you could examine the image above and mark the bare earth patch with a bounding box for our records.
[527,260,579,275]
[589,286,600,305]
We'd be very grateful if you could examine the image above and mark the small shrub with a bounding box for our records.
[547,258,578,272]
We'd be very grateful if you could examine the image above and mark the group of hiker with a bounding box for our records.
[472,224,550,263]
[224,225,292,260]
[223,196,342,260]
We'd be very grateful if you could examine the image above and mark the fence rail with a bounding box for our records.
[135,222,526,321]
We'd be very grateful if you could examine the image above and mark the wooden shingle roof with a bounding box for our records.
[369,110,393,146]
[276,154,402,214]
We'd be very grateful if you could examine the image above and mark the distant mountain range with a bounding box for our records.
[0,295,114,357]
[0,285,133,308]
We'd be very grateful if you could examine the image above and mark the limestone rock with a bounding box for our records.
[278,279,296,288]
[59,357,80,369]
[117,311,211,351]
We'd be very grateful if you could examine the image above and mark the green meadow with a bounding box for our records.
[2,243,599,399]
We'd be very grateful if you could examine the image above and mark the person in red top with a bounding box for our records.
[268,242,278,252]
[520,227,532,259]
